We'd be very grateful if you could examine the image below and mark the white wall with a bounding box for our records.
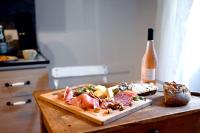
[35,0,157,87]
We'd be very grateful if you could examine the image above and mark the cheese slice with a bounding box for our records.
[107,85,118,100]
[107,87,114,100]
[94,85,107,98]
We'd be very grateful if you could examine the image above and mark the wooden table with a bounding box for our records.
[34,90,200,133]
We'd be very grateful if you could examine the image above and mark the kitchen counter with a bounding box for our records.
[33,90,200,133]
[0,53,50,70]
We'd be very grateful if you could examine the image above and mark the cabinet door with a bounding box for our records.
[0,68,49,97]
[0,96,40,133]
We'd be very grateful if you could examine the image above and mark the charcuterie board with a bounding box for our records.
[39,89,152,125]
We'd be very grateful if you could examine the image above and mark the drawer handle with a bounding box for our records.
[148,129,160,133]
[6,99,32,106]
[5,81,31,87]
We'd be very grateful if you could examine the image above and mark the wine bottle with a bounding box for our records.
[141,28,158,84]
[0,25,9,55]
[0,25,5,43]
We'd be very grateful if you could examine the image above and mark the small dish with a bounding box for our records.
[22,49,37,60]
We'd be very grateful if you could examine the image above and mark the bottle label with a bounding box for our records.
[0,32,3,39]
[142,68,155,80]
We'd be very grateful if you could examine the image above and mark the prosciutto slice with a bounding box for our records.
[63,86,100,110]
[78,94,100,109]
[63,86,73,102]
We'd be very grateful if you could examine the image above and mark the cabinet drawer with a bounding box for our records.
[0,96,40,133]
[0,83,11,99]
[0,68,49,97]
[97,113,200,133]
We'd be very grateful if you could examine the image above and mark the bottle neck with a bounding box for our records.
[145,40,155,51]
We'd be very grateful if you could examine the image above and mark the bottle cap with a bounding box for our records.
[148,28,154,40]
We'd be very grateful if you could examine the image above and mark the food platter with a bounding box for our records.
[0,55,18,62]
[40,83,153,125]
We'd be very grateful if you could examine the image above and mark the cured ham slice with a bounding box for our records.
[114,90,137,106]
[63,86,73,102]
[69,97,80,106]
[78,94,100,109]
[63,86,100,110]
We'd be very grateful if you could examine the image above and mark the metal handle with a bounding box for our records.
[191,91,200,96]
[6,99,32,106]
[148,129,160,133]
[5,81,31,87]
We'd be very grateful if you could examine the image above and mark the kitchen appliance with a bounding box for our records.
[0,0,38,57]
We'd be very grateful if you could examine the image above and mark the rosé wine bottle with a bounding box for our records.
[141,28,158,85]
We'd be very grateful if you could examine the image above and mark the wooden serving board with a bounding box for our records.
[39,89,152,125]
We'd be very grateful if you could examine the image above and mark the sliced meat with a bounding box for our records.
[65,92,100,110]
[78,93,100,110]
[69,97,81,106]
[63,86,73,102]
[62,86,100,110]
[100,100,124,110]
[114,90,137,106]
